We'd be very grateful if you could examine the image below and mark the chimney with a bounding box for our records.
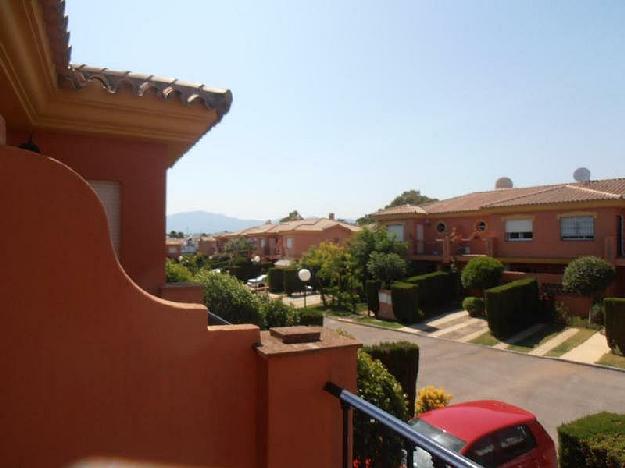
[328,213,335,220]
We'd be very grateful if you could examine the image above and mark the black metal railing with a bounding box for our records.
[325,382,481,468]
[207,310,231,326]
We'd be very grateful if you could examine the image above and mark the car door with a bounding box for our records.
[495,424,540,468]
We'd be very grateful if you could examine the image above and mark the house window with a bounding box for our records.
[505,219,533,241]
[476,221,487,232]
[386,224,404,241]
[436,222,447,234]
[260,238,266,248]
[560,216,594,240]
[286,237,294,249]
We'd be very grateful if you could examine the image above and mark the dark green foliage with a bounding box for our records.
[461,256,504,291]
[299,309,323,326]
[367,252,407,288]
[404,271,458,314]
[485,278,540,339]
[260,261,274,273]
[165,259,193,283]
[267,268,284,293]
[563,256,616,298]
[366,280,381,314]
[226,260,261,281]
[558,412,625,468]
[363,342,419,418]
[385,189,437,208]
[391,282,423,323]
[406,260,436,277]
[349,226,408,286]
[258,295,299,328]
[605,298,625,354]
[283,268,304,295]
[463,296,485,317]
[355,350,408,468]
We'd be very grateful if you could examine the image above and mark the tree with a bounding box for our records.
[386,189,437,208]
[165,259,193,283]
[168,230,185,238]
[356,213,375,226]
[300,242,360,310]
[280,210,303,222]
[349,226,408,286]
[367,252,407,289]
[223,237,254,261]
[461,256,504,292]
[563,256,615,300]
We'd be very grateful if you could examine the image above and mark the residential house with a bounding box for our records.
[198,235,217,256]
[218,214,361,260]
[1,2,357,466]
[373,175,625,297]
[166,237,185,259]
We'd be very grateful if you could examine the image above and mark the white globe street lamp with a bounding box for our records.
[298,268,312,308]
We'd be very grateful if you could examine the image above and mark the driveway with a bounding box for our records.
[325,318,625,443]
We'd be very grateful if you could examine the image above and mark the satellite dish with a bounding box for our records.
[495,177,513,189]
[573,167,591,183]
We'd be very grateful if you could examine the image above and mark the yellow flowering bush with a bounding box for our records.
[415,385,452,414]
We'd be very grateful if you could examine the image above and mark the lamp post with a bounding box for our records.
[298,268,311,308]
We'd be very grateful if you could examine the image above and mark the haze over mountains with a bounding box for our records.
[166,211,263,235]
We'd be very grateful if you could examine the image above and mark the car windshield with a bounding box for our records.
[409,419,466,452]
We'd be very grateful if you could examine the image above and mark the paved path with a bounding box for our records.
[493,323,546,350]
[326,318,625,443]
[529,328,579,356]
[561,331,609,363]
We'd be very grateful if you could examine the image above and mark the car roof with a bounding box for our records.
[418,400,536,445]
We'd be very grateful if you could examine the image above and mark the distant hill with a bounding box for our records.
[166,211,263,235]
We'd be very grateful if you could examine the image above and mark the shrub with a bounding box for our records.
[404,271,458,314]
[165,259,193,283]
[267,268,284,293]
[258,296,299,328]
[563,256,615,298]
[558,412,625,468]
[365,280,381,315]
[485,278,540,339]
[283,268,304,295]
[227,260,261,282]
[367,252,407,289]
[194,270,265,327]
[605,298,625,354]
[355,350,407,468]
[390,282,423,324]
[363,341,419,417]
[299,309,324,326]
[590,301,605,326]
[461,256,504,291]
[415,386,452,414]
[463,296,485,317]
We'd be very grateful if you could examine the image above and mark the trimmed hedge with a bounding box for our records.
[227,262,261,281]
[461,256,504,291]
[363,341,419,418]
[283,268,305,295]
[462,296,484,318]
[391,282,423,324]
[267,268,284,293]
[558,412,625,468]
[366,280,381,315]
[404,271,458,314]
[485,278,540,339]
[605,298,625,354]
[299,309,323,326]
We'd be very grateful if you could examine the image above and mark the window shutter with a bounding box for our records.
[505,219,532,233]
[387,224,405,241]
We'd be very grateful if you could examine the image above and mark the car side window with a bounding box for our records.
[494,424,537,465]
[466,435,497,468]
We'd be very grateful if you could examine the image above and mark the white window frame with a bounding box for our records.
[505,219,533,242]
[386,224,405,242]
[560,216,594,241]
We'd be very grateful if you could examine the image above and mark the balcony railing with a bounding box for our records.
[325,382,481,468]
[207,310,231,326]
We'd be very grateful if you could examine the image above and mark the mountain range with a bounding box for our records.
[166,211,264,235]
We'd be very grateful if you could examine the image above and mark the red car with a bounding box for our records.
[409,400,557,468]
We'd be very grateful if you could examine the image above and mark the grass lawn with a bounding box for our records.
[313,303,404,329]
[545,328,596,357]
[470,331,499,346]
[507,324,565,353]
[597,351,625,369]
[352,315,403,330]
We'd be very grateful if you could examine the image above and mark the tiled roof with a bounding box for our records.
[374,178,625,217]
[38,0,232,117]
[229,218,361,237]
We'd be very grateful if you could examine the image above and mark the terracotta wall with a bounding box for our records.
[160,282,205,304]
[284,226,356,258]
[8,130,168,295]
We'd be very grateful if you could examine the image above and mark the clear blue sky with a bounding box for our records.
[67,0,625,220]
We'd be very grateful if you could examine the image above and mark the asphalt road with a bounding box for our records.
[325,318,625,443]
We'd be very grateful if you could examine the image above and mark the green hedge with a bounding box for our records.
[391,282,423,323]
[363,341,419,418]
[227,262,261,282]
[485,278,540,339]
[366,280,381,315]
[299,309,323,326]
[605,298,625,354]
[267,268,284,293]
[462,296,485,318]
[558,412,625,468]
[404,271,457,314]
[283,268,305,295]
